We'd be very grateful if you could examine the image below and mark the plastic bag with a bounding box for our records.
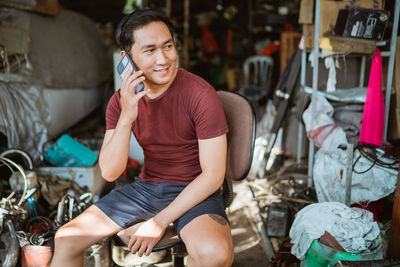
[313,146,398,204]
[302,94,347,149]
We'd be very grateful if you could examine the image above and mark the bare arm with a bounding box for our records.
[99,68,149,182]
[98,128,130,182]
[128,134,227,256]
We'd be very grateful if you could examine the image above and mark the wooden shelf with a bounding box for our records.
[319,35,383,54]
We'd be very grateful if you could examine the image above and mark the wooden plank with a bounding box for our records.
[395,37,400,104]
[388,37,400,141]
[303,24,314,49]
[388,165,400,259]
[319,36,377,53]
[280,32,301,74]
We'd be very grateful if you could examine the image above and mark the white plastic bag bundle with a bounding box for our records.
[302,94,347,150]
[313,147,398,204]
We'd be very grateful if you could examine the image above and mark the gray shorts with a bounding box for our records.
[94,177,228,235]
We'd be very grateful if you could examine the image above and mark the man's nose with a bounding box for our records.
[155,49,167,64]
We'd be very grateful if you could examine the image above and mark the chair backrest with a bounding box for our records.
[243,55,273,91]
[217,91,256,181]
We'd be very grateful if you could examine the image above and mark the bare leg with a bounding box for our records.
[50,205,122,267]
[180,214,234,267]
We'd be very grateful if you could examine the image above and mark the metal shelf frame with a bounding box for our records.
[298,0,400,189]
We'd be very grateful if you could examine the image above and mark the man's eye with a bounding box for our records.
[165,44,173,49]
[144,49,154,53]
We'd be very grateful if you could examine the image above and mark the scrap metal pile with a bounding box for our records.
[0,148,97,267]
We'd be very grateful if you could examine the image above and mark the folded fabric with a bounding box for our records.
[289,202,380,260]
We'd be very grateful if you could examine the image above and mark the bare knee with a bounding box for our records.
[188,241,233,267]
[53,225,89,256]
[54,226,75,250]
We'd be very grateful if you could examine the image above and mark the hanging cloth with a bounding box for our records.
[359,48,385,147]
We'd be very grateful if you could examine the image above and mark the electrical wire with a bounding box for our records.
[25,216,54,245]
[352,143,400,174]
[25,216,53,234]
[0,156,28,207]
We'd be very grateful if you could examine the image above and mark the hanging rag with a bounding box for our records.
[324,55,337,92]
[359,48,385,146]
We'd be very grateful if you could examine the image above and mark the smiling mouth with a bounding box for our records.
[154,65,170,72]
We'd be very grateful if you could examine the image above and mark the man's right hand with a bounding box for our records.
[128,217,167,257]
[119,68,150,124]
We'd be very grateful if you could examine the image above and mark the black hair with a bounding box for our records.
[116,9,176,52]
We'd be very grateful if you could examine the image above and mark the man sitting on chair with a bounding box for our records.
[50,8,234,267]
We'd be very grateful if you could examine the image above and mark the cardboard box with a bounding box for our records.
[320,0,383,38]
[303,0,384,51]
[305,24,378,53]
[299,0,383,25]
[299,0,314,24]
[36,162,106,196]
[334,8,389,40]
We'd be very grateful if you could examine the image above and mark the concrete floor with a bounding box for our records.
[228,181,272,266]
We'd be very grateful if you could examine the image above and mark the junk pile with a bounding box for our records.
[0,134,109,267]
[251,41,400,267]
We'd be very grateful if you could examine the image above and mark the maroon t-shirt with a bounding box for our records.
[105,68,228,184]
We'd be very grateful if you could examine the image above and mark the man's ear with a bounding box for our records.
[120,50,127,58]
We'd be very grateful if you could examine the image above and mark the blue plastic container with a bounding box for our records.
[44,134,98,167]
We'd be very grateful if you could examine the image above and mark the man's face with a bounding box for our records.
[129,21,178,90]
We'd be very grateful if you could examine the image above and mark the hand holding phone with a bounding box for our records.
[117,54,145,94]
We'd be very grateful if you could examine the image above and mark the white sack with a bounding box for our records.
[313,147,398,204]
[302,94,347,149]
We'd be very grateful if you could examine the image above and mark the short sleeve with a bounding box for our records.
[105,90,121,130]
[191,87,228,140]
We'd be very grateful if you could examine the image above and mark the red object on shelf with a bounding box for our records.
[359,48,385,147]
[263,42,280,56]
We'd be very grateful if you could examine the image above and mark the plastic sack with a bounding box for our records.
[0,74,50,161]
[313,147,398,204]
[302,94,347,149]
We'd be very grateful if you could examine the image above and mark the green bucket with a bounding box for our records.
[301,236,381,267]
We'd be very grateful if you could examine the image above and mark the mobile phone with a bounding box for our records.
[116,54,145,94]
